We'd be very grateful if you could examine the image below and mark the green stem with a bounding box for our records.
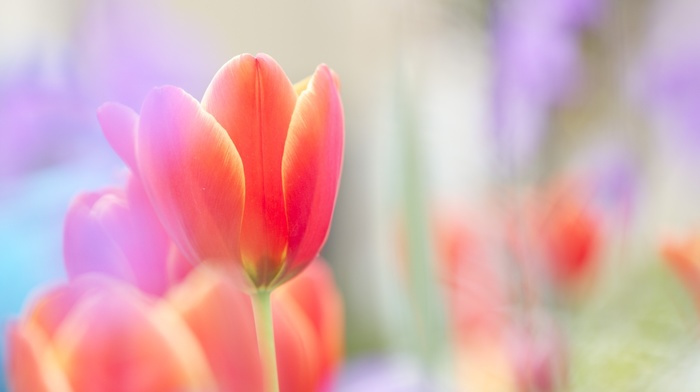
[251,290,280,392]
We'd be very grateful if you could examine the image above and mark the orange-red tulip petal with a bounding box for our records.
[282,65,344,274]
[276,258,344,382]
[202,53,296,284]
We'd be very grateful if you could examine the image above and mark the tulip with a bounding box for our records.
[169,258,343,392]
[7,259,344,392]
[6,275,217,391]
[662,232,700,312]
[63,174,191,296]
[96,53,343,391]
[98,53,344,291]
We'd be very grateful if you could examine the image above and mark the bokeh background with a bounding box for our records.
[3,0,700,390]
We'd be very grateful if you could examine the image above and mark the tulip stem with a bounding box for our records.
[252,290,280,392]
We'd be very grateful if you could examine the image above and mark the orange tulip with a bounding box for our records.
[7,259,343,392]
[662,232,700,311]
[98,53,344,290]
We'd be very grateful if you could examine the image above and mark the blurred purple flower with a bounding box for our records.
[564,144,640,230]
[0,0,217,183]
[585,150,639,228]
[492,0,603,165]
[0,64,90,181]
[644,50,700,162]
[332,356,452,392]
[72,0,217,110]
[637,0,700,172]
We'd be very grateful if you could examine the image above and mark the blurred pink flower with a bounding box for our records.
[507,321,567,392]
[432,208,507,344]
[63,174,191,296]
[432,207,568,391]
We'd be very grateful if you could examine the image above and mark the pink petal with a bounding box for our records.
[63,175,173,296]
[202,53,297,285]
[166,243,194,287]
[282,64,344,272]
[135,86,245,278]
[97,102,139,172]
[120,175,173,294]
[63,188,137,285]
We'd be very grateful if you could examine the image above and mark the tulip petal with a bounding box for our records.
[282,65,344,272]
[97,102,139,172]
[273,293,323,392]
[26,275,129,339]
[202,53,297,285]
[120,175,173,294]
[167,242,194,286]
[63,175,174,295]
[63,189,138,286]
[276,258,344,382]
[136,86,245,275]
[167,267,264,392]
[51,280,215,391]
[6,322,72,392]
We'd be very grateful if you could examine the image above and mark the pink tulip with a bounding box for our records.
[63,174,191,296]
[6,275,217,392]
[98,53,344,290]
[7,259,344,391]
